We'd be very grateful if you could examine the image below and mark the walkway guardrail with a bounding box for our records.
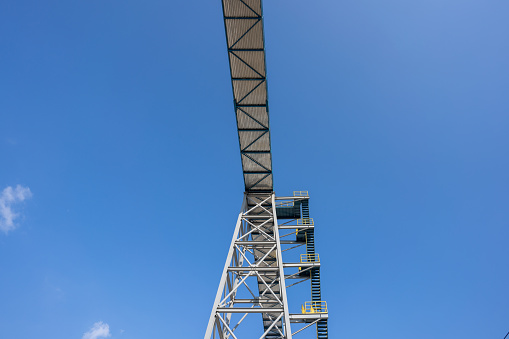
[301,301,328,314]
[297,218,314,226]
[300,253,320,263]
[293,191,309,197]
[276,201,294,207]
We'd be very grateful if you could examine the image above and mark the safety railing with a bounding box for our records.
[293,191,309,197]
[301,301,328,314]
[276,201,294,207]
[296,218,314,226]
[300,253,320,263]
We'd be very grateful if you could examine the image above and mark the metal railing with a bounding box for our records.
[276,201,294,207]
[301,301,328,314]
[300,253,320,263]
[297,218,314,226]
[293,191,309,197]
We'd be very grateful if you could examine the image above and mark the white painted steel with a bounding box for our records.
[205,193,291,338]
[272,194,293,339]
[204,195,247,339]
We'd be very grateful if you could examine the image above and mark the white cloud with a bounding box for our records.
[83,322,111,339]
[0,185,32,233]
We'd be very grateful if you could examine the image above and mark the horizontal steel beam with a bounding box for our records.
[278,225,314,230]
[275,196,309,200]
[243,171,272,174]
[241,215,272,219]
[236,241,276,246]
[283,262,320,268]
[228,267,279,271]
[233,299,281,304]
[229,48,265,52]
[232,77,266,81]
[216,308,284,313]
[224,16,262,19]
[241,150,271,154]
[289,313,329,322]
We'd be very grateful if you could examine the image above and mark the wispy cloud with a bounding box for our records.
[83,322,111,339]
[0,185,32,233]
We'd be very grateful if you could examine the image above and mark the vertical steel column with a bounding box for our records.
[272,194,292,339]
[204,194,247,339]
[204,193,292,339]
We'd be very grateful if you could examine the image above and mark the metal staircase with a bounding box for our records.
[301,199,329,339]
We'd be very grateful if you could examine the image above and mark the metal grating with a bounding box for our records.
[222,0,273,192]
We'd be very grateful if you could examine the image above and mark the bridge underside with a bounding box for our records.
[222,0,273,192]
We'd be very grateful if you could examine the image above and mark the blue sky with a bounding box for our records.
[1,0,508,338]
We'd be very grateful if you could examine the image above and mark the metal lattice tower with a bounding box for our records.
[205,1,329,338]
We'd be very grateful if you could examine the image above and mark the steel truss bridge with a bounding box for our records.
[205,1,329,338]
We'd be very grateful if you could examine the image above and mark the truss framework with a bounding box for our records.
[222,0,273,192]
[205,193,328,339]
[213,1,329,337]
[205,193,291,338]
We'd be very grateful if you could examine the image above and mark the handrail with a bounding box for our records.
[276,201,295,207]
[300,253,320,263]
[301,301,328,314]
[293,191,309,197]
[297,218,314,226]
